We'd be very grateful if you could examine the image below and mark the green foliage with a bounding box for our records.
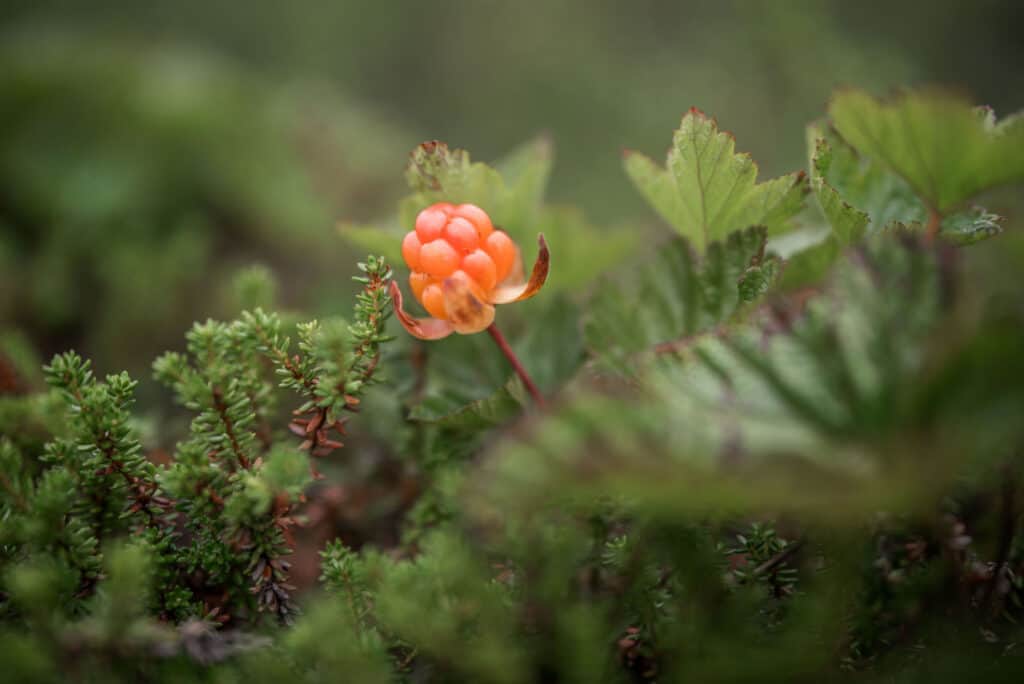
[4,87,1024,682]
[625,108,808,251]
[829,89,1024,213]
[584,226,774,370]
[344,138,638,296]
[0,33,405,372]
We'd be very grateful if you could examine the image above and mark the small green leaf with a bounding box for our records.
[625,108,807,251]
[829,89,1024,212]
[938,207,1004,246]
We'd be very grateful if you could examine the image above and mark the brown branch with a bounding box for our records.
[212,387,250,470]
[752,538,805,578]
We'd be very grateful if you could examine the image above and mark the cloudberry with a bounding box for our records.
[391,203,549,339]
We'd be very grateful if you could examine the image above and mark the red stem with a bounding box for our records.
[925,207,942,243]
[486,324,546,408]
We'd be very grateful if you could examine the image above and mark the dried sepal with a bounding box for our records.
[490,234,550,304]
[389,280,455,340]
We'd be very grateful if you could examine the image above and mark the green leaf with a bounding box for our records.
[531,206,639,293]
[625,108,807,251]
[584,226,769,368]
[338,222,404,265]
[473,235,965,525]
[806,123,926,244]
[343,137,556,274]
[400,138,551,246]
[409,377,528,431]
[938,206,1004,246]
[880,207,1005,247]
[777,236,841,291]
[829,89,1024,212]
[408,296,584,429]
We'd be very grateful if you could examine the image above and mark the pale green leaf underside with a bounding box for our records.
[625,109,806,251]
[829,89,1024,212]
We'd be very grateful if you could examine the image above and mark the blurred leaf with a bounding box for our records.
[532,206,639,293]
[473,234,974,525]
[829,89,1024,212]
[339,222,405,265]
[410,378,528,430]
[583,227,769,368]
[344,137,558,277]
[778,236,841,291]
[399,138,551,245]
[409,295,583,429]
[625,108,807,251]
[938,206,1004,245]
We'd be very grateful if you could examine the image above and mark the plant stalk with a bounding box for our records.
[486,323,546,408]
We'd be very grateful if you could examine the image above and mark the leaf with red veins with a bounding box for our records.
[490,234,550,304]
[389,281,455,340]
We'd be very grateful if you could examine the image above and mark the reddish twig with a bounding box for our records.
[486,324,545,408]
[925,207,942,243]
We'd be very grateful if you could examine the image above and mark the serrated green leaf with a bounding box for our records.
[473,235,966,525]
[829,89,1024,212]
[399,139,550,246]
[806,123,927,245]
[345,137,572,291]
[881,206,1005,247]
[938,207,1004,246]
[583,226,768,368]
[625,109,807,251]
[738,258,781,303]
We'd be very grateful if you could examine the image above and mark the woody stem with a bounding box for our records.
[486,323,546,408]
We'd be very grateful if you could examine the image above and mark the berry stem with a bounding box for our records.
[925,206,942,243]
[486,323,546,408]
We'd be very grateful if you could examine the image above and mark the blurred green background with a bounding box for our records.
[2,0,1023,377]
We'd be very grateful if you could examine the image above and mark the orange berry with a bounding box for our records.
[461,249,497,292]
[443,217,479,253]
[415,207,447,242]
[484,230,516,282]
[401,231,422,271]
[409,272,431,302]
[454,203,494,239]
[420,283,447,320]
[419,239,460,277]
